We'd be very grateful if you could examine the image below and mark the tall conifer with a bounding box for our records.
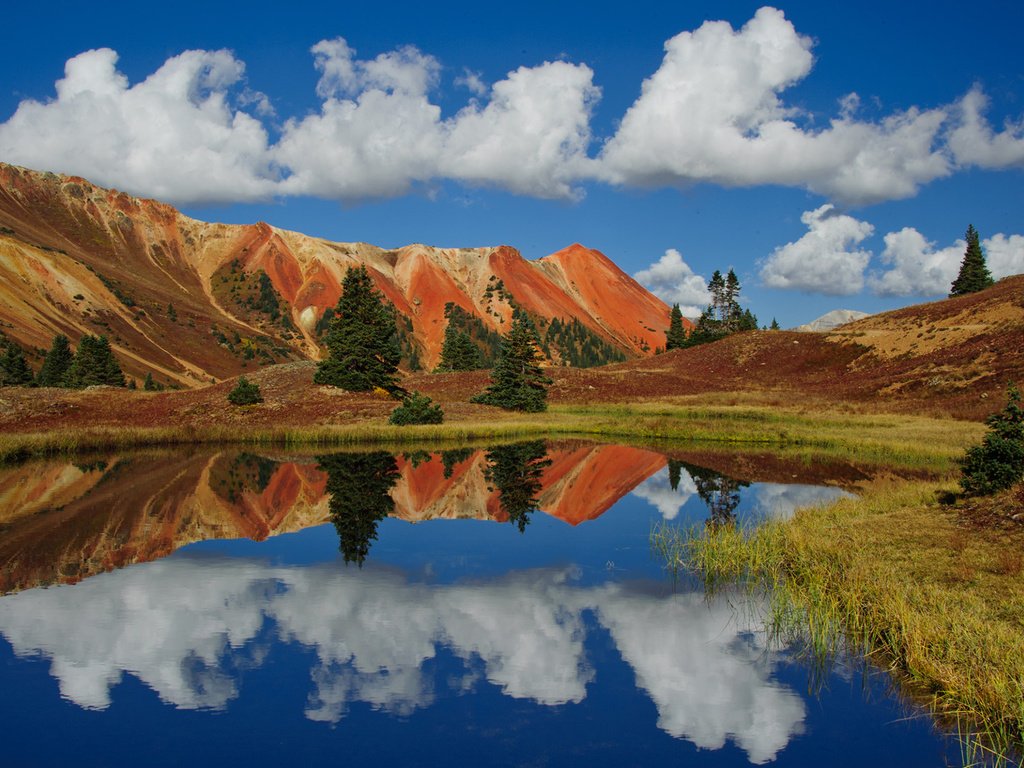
[37,334,74,387]
[472,311,551,412]
[950,224,995,297]
[665,304,687,350]
[314,265,402,392]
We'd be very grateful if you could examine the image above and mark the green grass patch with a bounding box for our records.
[652,481,1024,766]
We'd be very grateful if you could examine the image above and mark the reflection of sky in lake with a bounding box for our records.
[0,559,804,763]
[630,467,853,523]
[0,448,958,767]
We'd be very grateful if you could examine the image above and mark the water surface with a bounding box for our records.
[0,442,958,766]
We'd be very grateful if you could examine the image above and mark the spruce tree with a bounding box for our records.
[665,304,687,350]
[0,343,33,386]
[65,335,125,388]
[950,224,995,297]
[959,382,1024,496]
[483,440,552,533]
[770,318,781,330]
[227,376,263,405]
[314,264,402,393]
[318,451,400,566]
[437,322,483,372]
[37,334,74,387]
[471,311,552,412]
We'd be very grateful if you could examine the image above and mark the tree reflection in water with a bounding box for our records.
[317,451,400,566]
[667,459,749,529]
[484,440,553,533]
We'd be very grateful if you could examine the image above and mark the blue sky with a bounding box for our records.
[1,0,1022,326]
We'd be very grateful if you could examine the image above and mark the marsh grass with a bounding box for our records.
[652,482,1024,766]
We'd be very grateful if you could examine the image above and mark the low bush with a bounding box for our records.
[389,391,443,425]
[227,376,263,406]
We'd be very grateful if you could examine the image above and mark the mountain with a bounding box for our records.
[0,163,676,385]
[0,443,668,592]
[792,309,869,332]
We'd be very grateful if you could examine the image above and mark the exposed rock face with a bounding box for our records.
[792,309,869,333]
[0,163,674,382]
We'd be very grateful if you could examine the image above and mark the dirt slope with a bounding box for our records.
[0,162,672,380]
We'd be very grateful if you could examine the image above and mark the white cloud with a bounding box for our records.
[753,484,852,521]
[0,48,278,205]
[455,69,488,97]
[0,556,806,761]
[439,61,599,199]
[633,249,710,317]
[870,227,1024,296]
[630,465,698,519]
[598,7,951,205]
[760,205,874,295]
[276,44,598,201]
[948,87,1024,170]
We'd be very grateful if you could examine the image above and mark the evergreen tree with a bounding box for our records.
[950,224,995,297]
[484,440,552,533]
[388,391,444,425]
[959,383,1024,496]
[314,264,402,393]
[143,372,161,391]
[227,376,263,405]
[37,334,74,387]
[471,311,552,412]
[665,304,687,350]
[437,319,483,372]
[318,451,400,566]
[65,335,125,388]
[0,343,33,386]
[770,318,780,330]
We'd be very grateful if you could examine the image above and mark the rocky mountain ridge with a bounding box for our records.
[0,163,676,385]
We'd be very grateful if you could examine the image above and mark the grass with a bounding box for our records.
[652,480,1024,766]
[1,401,984,468]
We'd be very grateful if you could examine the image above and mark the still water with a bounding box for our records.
[0,441,960,766]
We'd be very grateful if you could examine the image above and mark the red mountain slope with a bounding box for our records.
[0,163,673,381]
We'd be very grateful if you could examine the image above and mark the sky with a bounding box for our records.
[1,0,1022,327]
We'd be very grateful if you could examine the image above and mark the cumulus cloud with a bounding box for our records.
[6,11,1021,207]
[633,249,711,317]
[760,205,874,294]
[0,556,806,761]
[0,48,278,205]
[948,87,1024,170]
[753,484,852,521]
[598,7,950,205]
[870,228,1024,296]
[630,465,698,519]
[276,41,598,201]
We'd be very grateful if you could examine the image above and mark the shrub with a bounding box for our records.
[960,382,1024,496]
[389,391,444,425]
[227,376,263,406]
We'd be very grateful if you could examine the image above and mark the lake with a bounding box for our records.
[0,441,962,766]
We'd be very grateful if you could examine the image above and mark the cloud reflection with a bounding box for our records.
[0,558,804,762]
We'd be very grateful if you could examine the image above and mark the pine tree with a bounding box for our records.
[318,451,400,566]
[65,335,125,388]
[314,264,402,393]
[950,224,995,297]
[472,311,552,412]
[227,376,263,405]
[143,372,160,391]
[770,318,780,330]
[959,382,1024,496]
[0,343,33,386]
[437,321,483,372]
[483,440,552,533]
[37,334,74,387]
[665,304,687,350]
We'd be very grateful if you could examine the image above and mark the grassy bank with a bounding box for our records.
[653,480,1024,765]
[1,402,983,466]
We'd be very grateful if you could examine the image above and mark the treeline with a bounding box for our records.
[665,268,758,351]
[0,333,127,389]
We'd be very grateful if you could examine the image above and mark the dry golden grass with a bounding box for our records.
[655,479,1024,764]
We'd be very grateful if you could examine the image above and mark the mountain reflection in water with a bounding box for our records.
[0,442,960,767]
[0,558,803,764]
